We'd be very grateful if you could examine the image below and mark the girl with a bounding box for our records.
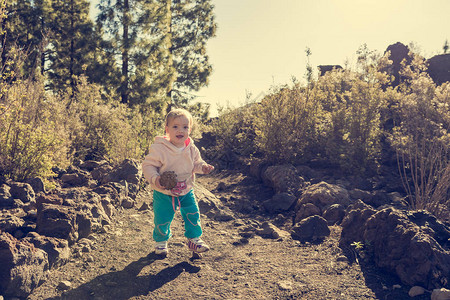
[142,108,214,256]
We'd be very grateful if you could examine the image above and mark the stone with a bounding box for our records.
[9,182,35,203]
[294,203,321,223]
[0,184,14,208]
[262,192,297,213]
[0,213,26,235]
[322,204,346,225]
[296,181,350,211]
[24,232,70,269]
[159,171,178,189]
[262,164,306,194]
[57,280,72,291]
[24,177,45,194]
[0,232,49,298]
[291,215,330,241]
[340,206,450,289]
[255,222,288,239]
[102,159,142,185]
[431,288,450,300]
[408,286,426,297]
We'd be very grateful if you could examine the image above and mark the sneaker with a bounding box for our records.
[187,238,210,253]
[155,241,168,256]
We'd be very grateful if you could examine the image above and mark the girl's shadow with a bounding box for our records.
[50,253,201,300]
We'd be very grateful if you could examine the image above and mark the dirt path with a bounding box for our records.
[27,172,421,300]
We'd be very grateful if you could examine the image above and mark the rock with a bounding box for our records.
[340,206,450,289]
[57,280,72,291]
[101,197,116,217]
[295,182,350,218]
[249,158,270,180]
[194,183,221,213]
[61,169,92,187]
[159,171,178,190]
[262,192,297,213]
[79,160,107,171]
[138,201,150,211]
[0,184,14,208]
[431,288,450,300]
[255,222,288,239]
[102,159,142,185]
[24,178,45,194]
[262,164,306,194]
[24,232,70,269]
[9,182,35,203]
[0,232,49,298]
[427,53,450,85]
[277,280,293,291]
[0,213,26,235]
[121,198,135,209]
[408,286,426,297]
[294,203,321,223]
[36,203,82,245]
[91,164,113,182]
[322,204,346,225]
[36,193,64,210]
[291,215,330,242]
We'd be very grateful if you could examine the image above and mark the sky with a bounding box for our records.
[91,0,450,116]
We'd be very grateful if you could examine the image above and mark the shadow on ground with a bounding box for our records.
[49,253,201,300]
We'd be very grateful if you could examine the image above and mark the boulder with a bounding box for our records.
[195,183,234,222]
[24,177,46,194]
[294,202,321,223]
[102,159,142,185]
[0,213,26,235]
[9,182,35,203]
[262,192,297,213]
[294,181,351,222]
[0,232,49,298]
[323,204,346,225]
[36,203,80,245]
[384,42,412,87]
[0,184,14,208]
[340,206,450,289]
[23,232,70,269]
[427,53,450,85]
[262,164,306,195]
[291,215,330,242]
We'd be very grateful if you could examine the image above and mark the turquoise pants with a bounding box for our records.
[152,189,203,242]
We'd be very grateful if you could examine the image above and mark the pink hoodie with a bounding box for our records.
[142,136,208,196]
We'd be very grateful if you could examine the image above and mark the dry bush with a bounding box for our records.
[209,102,259,158]
[0,76,70,180]
[66,76,149,164]
[390,55,450,221]
[254,84,322,164]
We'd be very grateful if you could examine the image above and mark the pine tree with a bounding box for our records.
[166,0,217,106]
[47,0,97,94]
[1,0,53,77]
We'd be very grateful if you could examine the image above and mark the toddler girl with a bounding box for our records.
[142,108,214,256]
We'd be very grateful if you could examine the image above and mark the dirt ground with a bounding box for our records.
[27,171,429,300]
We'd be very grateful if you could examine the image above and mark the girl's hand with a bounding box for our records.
[155,176,164,190]
[202,164,214,174]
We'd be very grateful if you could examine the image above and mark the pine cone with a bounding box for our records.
[159,171,178,189]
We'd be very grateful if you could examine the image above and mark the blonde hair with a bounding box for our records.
[165,108,194,128]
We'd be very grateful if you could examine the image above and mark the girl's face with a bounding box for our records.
[165,115,191,147]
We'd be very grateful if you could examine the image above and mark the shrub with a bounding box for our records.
[0,76,70,180]
[390,54,450,220]
[66,76,152,164]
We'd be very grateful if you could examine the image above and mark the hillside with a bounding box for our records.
[25,170,432,300]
